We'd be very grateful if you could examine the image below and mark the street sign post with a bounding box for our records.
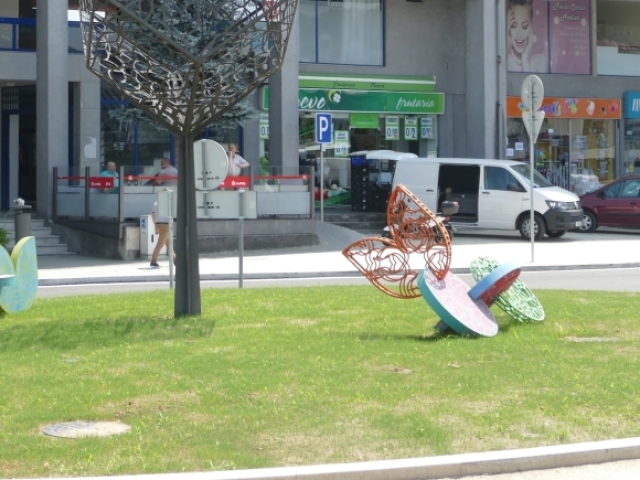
[520,75,545,262]
[315,112,332,222]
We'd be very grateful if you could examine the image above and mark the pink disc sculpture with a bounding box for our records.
[417,269,498,337]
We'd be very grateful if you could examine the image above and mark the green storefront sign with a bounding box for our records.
[349,113,379,129]
[262,88,445,115]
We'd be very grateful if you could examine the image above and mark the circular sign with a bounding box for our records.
[193,139,228,190]
[520,75,544,112]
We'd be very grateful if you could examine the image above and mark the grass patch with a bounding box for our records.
[1,287,640,477]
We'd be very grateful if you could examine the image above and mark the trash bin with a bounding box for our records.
[12,205,32,243]
[139,215,166,260]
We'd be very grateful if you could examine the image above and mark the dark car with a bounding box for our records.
[578,175,640,232]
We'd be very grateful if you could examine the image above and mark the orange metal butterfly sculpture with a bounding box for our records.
[342,184,452,299]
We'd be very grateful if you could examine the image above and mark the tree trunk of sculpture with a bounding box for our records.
[175,134,202,316]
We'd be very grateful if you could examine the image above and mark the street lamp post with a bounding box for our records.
[78,0,298,316]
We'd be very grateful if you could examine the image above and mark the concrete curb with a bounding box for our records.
[37,263,640,287]
[9,437,640,480]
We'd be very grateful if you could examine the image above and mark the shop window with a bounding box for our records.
[506,0,591,75]
[299,0,384,66]
[507,116,618,192]
[597,0,640,76]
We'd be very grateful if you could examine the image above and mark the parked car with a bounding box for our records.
[577,175,640,232]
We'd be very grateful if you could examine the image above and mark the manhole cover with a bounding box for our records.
[42,421,131,438]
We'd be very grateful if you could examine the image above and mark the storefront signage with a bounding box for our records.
[420,117,433,139]
[506,97,621,119]
[263,88,445,114]
[299,73,436,92]
[403,117,417,140]
[624,92,640,119]
[385,116,400,140]
[259,114,269,139]
[350,113,379,129]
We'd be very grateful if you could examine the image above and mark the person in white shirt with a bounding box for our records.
[227,143,249,176]
[154,158,178,186]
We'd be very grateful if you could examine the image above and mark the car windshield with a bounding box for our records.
[511,163,554,188]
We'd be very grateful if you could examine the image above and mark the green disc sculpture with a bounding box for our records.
[470,256,545,322]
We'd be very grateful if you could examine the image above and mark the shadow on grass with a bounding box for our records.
[0,316,217,352]
[326,315,531,343]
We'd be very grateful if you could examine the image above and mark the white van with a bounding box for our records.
[391,157,583,239]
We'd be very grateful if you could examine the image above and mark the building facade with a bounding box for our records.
[2,0,640,217]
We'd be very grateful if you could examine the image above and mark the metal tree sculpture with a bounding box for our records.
[78,0,298,316]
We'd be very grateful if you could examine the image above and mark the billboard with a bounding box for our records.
[507,0,591,75]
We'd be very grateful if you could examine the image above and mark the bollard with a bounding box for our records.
[238,190,245,289]
[12,205,32,243]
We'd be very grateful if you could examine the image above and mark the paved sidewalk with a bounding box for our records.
[36,222,640,286]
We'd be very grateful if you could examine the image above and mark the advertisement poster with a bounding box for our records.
[385,116,399,140]
[404,117,418,140]
[420,117,433,139]
[549,0,591,74]
[506,0,549,73]
[259,114,269,140]
[506,0,591,74]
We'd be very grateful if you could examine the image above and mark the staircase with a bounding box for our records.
[0,215,73,256]
[320,205,387,235]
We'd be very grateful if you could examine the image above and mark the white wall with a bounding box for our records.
[0,0,19,17]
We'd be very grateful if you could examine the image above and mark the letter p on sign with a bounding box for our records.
[315,112,332,144]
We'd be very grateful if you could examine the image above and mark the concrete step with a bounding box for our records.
[0,214,72,256]
[2,227,52,236]
[0,220,46,228]
[7,235,69,248]
[330,221,387,233]
[33,244,74,256]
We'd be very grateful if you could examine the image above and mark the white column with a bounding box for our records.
[465,0,498,159]
[73,67,101,174]
[268,8,299,173]
[36,2,68,220]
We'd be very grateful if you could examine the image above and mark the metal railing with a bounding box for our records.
[53,166,315,224]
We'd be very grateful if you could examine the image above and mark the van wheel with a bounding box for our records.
[519,214,546,240]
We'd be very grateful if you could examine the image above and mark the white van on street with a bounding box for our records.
[391,157,583,240]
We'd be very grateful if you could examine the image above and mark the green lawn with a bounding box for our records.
[1,286,639,478]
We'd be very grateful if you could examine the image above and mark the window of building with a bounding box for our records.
[300,0,384,66]
[597,0,640,76]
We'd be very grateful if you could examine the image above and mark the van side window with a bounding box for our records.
[485,167,519,191]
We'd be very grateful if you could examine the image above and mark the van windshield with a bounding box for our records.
[511,163,554,188]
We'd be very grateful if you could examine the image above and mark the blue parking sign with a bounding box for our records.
[315,112,332,144]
